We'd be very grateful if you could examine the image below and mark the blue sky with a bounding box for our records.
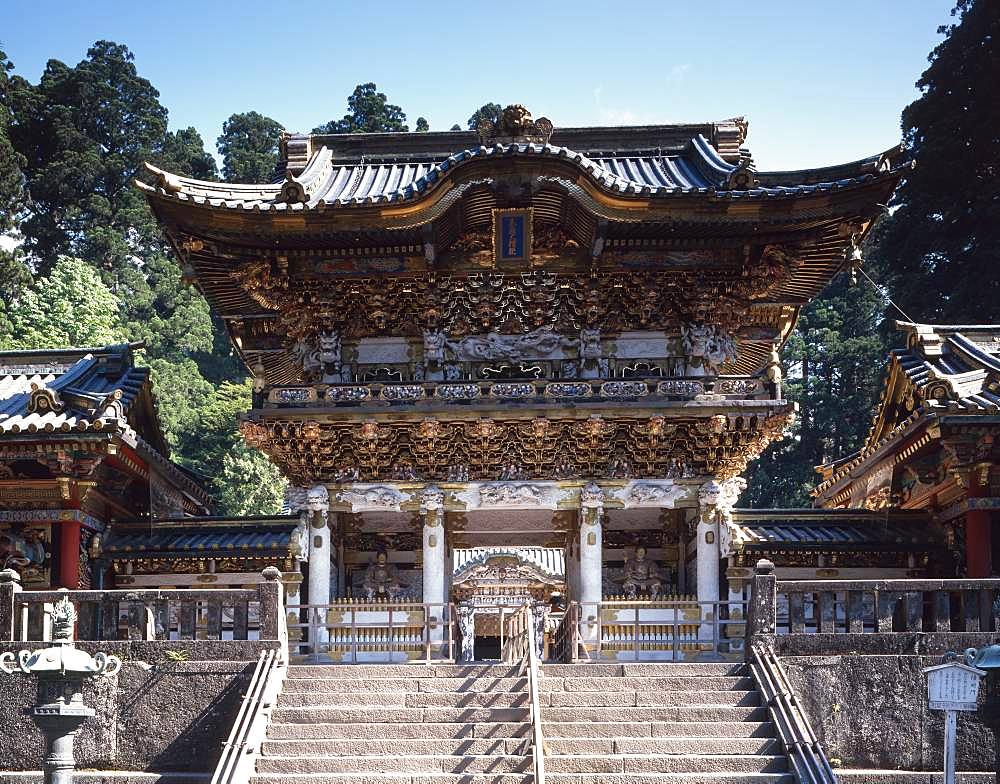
[3,0,957,170]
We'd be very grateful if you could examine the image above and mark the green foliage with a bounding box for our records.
[217,111,283,183]
[875,0,1000,321]
[0,256,126,349]
[179,380,284,516]
[449,124,461,131]
[467,102,502,130]
[0,49,25,233]
[4,41,276,514]
[415,117,429,132]
[313,83,408,134]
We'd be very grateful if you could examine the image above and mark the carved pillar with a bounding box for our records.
[696,478,744,642]
[303,485,331,650]
[578,483,604,647]
[421,486,447,645]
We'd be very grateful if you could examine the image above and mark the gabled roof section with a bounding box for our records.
[452,546,565,582]
[139,120,906,214]
[0,343,162,446]
[814,323,1000,500]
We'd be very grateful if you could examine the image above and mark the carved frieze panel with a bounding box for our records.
[241,411,791,486]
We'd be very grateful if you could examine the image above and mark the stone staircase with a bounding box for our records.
[251,661,792,783]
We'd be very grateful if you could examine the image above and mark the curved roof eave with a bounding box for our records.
[138,138,907,220]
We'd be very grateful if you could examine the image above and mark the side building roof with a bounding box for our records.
[814,323,1000,504]
[0,343,213,513]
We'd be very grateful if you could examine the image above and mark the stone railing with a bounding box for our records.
[265,374,772,408]
[0,567,285,645]
[744,559,1000,656]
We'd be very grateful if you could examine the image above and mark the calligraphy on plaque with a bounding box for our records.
[493,208,532,265]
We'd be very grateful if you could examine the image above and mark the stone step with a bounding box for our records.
[273,706,530,724]
[546,737,780,756]
[283,677,527,694]
[546,690,760,708]
[249,773,793,784]
[279,691,529,709]
[256,755,532,775]
[834,773,996,783]
[251,775,534,784]
[262,738,525,757]
[544,721,776,739]
[545,754,788,774]
[548,676,755,692]
[286,665,521,679]
[542,706,768,723]
[266,722,530,740]
[0,776,209,784]
[543,663,747,677]
[541,675,754,692]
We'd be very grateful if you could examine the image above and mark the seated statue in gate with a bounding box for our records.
[622,545,663,598]
[362,551,404,600]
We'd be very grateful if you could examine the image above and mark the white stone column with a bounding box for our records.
[305,485,331,650]
[421,486,447,645]
[696,478,744,645]
[578,483,605,647]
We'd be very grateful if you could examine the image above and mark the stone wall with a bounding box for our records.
[0,641,276,773]
[781,653,997,772]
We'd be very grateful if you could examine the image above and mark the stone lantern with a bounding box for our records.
[0,592,121,784]
[968,644,1000,784]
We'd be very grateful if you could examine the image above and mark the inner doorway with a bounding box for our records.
[474,635,502,661]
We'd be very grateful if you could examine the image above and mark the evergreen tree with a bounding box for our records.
[217,111,283,183]
[467,102,502,130]
[415,117,429,132]
[0,48,31,304]
[313,83,408,134]
[875,0,1000,321]
[0,256,126,349]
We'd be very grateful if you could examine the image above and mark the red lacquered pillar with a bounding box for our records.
[965,469,993,578]
[58,520,82,589]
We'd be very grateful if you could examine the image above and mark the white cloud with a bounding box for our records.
[593,84,640,126]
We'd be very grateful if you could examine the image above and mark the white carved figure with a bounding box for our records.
[479,483,546,507]
[625,480,686,508]
[445,326,572,361]
[532,602,550,658]
[290,520,310,561]
[579,328,602,360]
[622,545,663,598]
[457,603,476,662]
[580,482,605,509]
[336,485,406,511]
[681,323,738,375]
[318,331,341,366]
[293,336,322,374]
[420,484,445,513]
[305,484,330,512]
[362,551,404,600]
[699,477,748,556]
[423,330,446,364]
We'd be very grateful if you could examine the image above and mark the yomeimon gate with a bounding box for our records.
[141,106,905,661]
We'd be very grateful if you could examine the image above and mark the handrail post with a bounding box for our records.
[0,569,22,642]
[258,567,286,658]
[746,559,777,657]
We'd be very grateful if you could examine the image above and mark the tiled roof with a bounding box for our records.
[814,324,1000,498]
[103,517,300,560]
[0,344,150,438]
[140,134,904,212]
[732,509,936,551]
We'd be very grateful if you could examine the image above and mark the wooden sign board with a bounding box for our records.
[923,662,985,712]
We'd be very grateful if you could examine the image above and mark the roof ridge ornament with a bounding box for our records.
[477,105,554,146]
